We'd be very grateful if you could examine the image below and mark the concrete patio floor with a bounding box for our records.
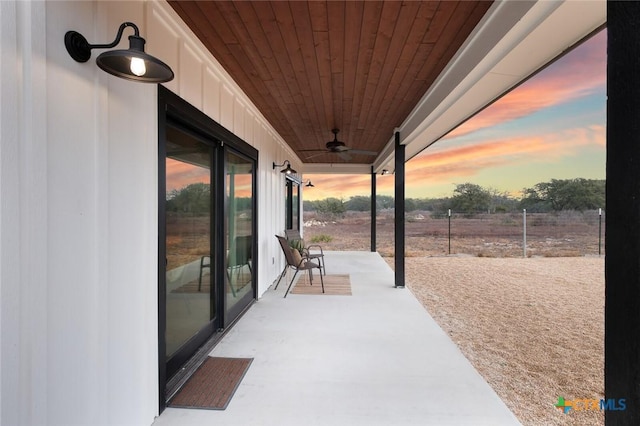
[153,251,521,426]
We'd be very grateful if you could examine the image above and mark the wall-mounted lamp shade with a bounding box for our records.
[281,164,296,174]
[273,160,297,174]
[65,22,174,83]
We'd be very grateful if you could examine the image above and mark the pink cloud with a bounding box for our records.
[446,30,606,139]
[408,125,604,183]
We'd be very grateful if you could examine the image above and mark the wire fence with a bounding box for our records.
[304,209,605,258]
[418,209,605,258]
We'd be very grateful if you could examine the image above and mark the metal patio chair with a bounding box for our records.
[284,229,326,275]
[274,235,324,298]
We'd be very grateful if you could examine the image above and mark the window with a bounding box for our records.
[285,176,300,230]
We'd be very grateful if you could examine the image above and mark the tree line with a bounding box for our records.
[165,178,605,217]
[166,182,252,215]
[304,178,605,216]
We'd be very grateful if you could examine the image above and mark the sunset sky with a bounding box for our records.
[304,29,606,201]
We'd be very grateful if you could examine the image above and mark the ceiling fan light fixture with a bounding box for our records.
[298,128,378,160]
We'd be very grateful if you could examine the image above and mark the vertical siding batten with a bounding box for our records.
[1,2,26,425]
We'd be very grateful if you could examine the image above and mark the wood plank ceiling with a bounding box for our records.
[169,0,493,164]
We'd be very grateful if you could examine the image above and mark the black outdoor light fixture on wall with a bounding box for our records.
[65,22,174,83]
[273,160,297,175]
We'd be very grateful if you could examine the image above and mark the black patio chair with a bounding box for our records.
[274,235,324,298]
[284,229,326,275]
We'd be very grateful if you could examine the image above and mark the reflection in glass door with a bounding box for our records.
[225,151,255,322]
[164,124,215,377]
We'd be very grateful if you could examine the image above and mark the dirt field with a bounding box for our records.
[303,212,605,425]
[404,257,604,426]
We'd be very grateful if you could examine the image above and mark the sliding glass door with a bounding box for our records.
[158,87,258,410]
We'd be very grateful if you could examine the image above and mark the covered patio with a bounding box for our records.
[153,251,520,425]
[9,1,640,425]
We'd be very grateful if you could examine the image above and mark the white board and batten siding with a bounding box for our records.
[0,1,297,425]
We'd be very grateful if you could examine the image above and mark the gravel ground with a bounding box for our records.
[399,256,604,426]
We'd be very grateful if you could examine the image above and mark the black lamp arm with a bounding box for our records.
[65,22,143,63]
[89,22,141,49]
[273,160,291,169]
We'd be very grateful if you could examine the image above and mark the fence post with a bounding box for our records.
[448,209,451,254]
[523,209,527,258]
[599,208,603,256]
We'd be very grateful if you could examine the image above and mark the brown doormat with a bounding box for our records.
[291,274,352,295]
[169,356,253,410]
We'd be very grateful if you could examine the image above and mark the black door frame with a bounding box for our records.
[157,86,258,412]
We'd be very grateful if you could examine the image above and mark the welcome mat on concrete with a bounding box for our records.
[169,356,253,410]
[291,274,352,295]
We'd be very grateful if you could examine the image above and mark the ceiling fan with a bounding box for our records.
[301,129,377,161]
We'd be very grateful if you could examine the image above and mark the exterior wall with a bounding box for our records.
[0,1,297,424]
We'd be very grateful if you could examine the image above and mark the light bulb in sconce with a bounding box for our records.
[130,57,146,76]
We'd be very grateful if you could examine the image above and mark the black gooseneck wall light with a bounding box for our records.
[273,160,297,175]
[65,22,174,83]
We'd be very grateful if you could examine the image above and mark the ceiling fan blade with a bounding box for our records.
[337,151,352,161]
[345,148,378,156]
[299,149,328,152]
[304,152,327,160]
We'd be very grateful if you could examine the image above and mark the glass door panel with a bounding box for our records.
[225,151,254,320]
[165,124,215,365]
